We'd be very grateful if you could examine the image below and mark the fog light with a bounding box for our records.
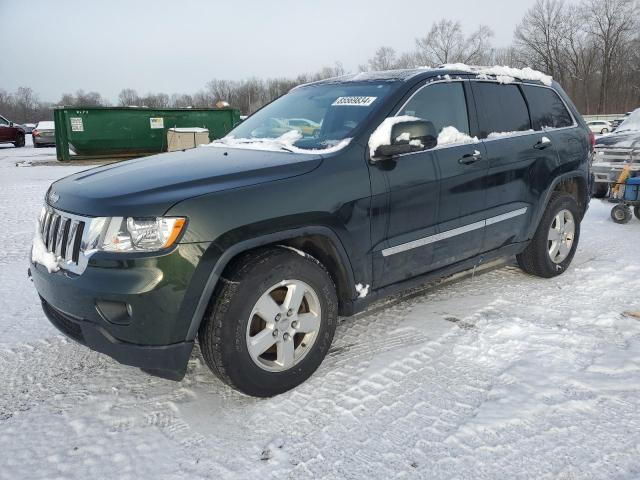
[95,300,131,325]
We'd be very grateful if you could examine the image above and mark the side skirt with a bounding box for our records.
[342,242,528,316]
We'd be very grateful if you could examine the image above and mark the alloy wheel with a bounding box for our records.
[245,279,321,372]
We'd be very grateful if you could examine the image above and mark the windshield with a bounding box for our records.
[616,109,640,133]
[216,82,396,152]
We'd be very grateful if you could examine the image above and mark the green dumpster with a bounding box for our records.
[53,106,240,161]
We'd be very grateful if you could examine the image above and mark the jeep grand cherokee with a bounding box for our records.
[30,65,591,397]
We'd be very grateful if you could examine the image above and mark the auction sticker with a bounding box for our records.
[70,117,84,132]
[150,117,164,129]
[332,96,377,106]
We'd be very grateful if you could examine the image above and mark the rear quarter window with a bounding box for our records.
[521,85,573,130]
[472,83,531,138]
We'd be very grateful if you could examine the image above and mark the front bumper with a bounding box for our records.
[39,295,193,380]
[30,241,211,380]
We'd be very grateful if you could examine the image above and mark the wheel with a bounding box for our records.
[601,128,609,134]
[592,182,608,199]
[517,192,581,278]
[634,205,640,220]
[13,134,25,148]
[611,204,632,224]
[198,247,338,397]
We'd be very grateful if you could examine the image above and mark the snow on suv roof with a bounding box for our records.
[305,64,553,87]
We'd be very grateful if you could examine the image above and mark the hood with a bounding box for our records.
[49,146,323,217]
[596,131,640,149]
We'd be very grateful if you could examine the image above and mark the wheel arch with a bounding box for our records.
[527,171,589,240]
[185,226,357,341]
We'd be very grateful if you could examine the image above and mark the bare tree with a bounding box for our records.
[118,88,140,106]
[514,0,571,79]
[583,0,639,112]
[367,47,398,70]
[415,19,494,65]
[14,87,39,123]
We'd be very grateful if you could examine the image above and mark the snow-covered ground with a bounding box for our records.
[1,138,640,479]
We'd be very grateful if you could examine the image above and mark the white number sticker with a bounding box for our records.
[332,96,377,107]
[70,117,84,132]
[150,117,164,129]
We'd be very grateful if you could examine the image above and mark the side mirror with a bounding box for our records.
[372,119,437,160]
[8,121,14,127]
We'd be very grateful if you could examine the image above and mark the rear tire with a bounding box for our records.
[198,247,338,397]
[634,205,640,221]
[601,128,609,134]
[611,204,632,224]
[13,134,25,148]
[592,182,608,199]
[517,192,581,278]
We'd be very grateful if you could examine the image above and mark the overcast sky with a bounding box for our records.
[1,0,537,102]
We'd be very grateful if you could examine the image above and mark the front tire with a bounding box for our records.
[198,247,338,397]
[517,192,581,278]
[634,205,640,221]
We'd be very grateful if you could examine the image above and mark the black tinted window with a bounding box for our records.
[522,85,573,130]
[399,82,469,135]
[473,83,531,138]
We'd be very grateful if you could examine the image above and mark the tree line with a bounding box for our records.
[2,0,638,123]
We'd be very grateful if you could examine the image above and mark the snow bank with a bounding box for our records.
[368,115,421,157]
[207,130,351,155]
[31,231,59,273]
[441,64,553,86]
[438,126,478,145]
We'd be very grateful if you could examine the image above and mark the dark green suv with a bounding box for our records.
[30,66,591,397]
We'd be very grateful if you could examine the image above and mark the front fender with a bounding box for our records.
[181,226,357,342]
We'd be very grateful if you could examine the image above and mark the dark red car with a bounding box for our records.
[0,115,26,147]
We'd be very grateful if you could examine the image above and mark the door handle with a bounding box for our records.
[459,150,482,165]
[534,137,552,149]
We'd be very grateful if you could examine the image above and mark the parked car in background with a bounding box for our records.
[31,65,591,397]
[0,114,26,147]
[587,120,611,134]
[32,121,55,148]
[21,123,36,134]
[592,108,640,198]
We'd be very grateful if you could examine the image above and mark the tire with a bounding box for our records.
[13,134,25,148]
[198,247,338,397]
[592,182,608,199]
[601,128,609,134]
[634,205,640,221]
[611,204,632,224]
[33,142,40,148]
[517,192,581,278]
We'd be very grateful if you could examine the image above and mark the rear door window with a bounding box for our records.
[398,82,470,136]
[521,85,573,130]
[472,83,531,138]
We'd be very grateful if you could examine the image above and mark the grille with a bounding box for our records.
[594,146,640,165]
[38,206,87,272]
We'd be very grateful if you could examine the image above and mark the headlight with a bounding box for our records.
[85,216,186,253]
